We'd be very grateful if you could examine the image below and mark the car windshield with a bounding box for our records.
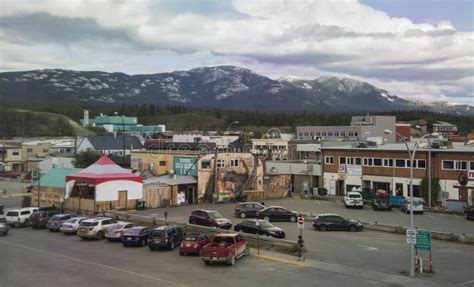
[258,221,273,228]
[81,221,98,227]
[349,194,361,198]
[6,211,19,217]
[207,211,224,219]
[50,215,63,221]
[184,235,197,241]
[0,217,6,223]
[65,218,78,224]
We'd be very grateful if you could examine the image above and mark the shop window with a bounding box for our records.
[201,161,211,169]
[417,160,426,169]
[27,148,33,152]
[339,157,346,165]
[355,157,362,165]
[325,156,334,165]
[395,159,405,168]
[442,160,454,170]
[373,158,382,166]
[159,161,166,166]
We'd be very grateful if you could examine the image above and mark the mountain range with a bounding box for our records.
[0,66,472,115]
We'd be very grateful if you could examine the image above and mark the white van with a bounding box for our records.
[402,197,424,214]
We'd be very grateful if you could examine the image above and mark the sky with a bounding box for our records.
[0,0,473,105]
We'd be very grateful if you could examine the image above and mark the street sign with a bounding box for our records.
[415,231,432,251]
[406,228,416,245]
[297,216,305,229]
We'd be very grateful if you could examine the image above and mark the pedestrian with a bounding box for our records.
[164,210,168,221]
[297,235,305,261]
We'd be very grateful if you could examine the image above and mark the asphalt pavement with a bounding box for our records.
[0,228,437,287]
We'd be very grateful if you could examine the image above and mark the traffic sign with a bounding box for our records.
[406,228,416,245]
[297,216,305,229]
[415,231,432,251]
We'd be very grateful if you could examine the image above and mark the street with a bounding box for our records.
[0,228,438,287]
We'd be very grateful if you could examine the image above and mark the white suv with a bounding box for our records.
[344,192,364,208]
[5,207,39,227]
[77,217,117,240]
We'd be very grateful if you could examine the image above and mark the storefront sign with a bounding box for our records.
[338,165,346,174]
[346,165,362,176]
[173,157,198,176]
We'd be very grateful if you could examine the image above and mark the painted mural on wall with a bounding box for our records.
[216,169,249,196]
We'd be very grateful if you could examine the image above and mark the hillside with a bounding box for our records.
[1,66,472,115]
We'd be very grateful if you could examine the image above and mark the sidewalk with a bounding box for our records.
[251,248,436,287]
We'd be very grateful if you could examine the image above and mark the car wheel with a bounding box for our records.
[349,225,358,232]
[240,212,246,219]
[229,253,236,266]
[290,216,297,223]
[140,239,145,246]
[96,231,104,240]
[319,225,328,232]
[263,216,271,222]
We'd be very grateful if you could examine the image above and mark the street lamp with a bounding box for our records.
[384,129,438,277]
[114,112,126,164]
[227,121,239,134]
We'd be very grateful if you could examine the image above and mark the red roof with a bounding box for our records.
[66,154,143,185]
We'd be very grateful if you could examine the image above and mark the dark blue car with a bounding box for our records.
[121,226,151,247]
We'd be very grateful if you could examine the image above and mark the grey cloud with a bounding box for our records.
[404,29,457,37]
[0,12,133,45]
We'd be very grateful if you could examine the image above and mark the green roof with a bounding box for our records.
[39,168,81,188]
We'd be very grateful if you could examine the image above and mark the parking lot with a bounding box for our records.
[0,227,438,287]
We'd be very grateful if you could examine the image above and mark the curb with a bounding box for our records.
[253,254,305,268]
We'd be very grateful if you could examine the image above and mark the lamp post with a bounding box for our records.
[227,121,239,134]
[114,112,126,164]
[384,129,438,277]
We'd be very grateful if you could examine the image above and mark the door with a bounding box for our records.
[459,186,468,201]
[336,180,344,196]
[118,190,128,208]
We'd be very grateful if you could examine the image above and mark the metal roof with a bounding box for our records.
[38,168,81,188]
[85,135,144,150]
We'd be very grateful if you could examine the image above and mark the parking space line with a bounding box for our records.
[0,239,189,287]
[427,214,437,220]
[253,254,305,268]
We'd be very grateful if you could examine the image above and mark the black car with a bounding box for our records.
[148,225,184,250]
[256,206,298,222]
[30,209,60,229]
[234,202,265,218]
[312,214,363,232]
[234,219,285,239]
[121,227,151,247]
[464,206,474,220]
[47,214,73,232]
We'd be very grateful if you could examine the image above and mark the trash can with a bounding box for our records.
[317,188,328,196]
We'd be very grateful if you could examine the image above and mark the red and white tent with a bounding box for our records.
[65,154,143,201]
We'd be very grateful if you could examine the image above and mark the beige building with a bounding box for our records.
[0,142,22,172]
[21,141,52,173]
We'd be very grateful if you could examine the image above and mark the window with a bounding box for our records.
[339,157,346,165]
[383,159,393,167]
[396,159,405,168]
[322,132,327,137]
[316,132,321,136]
[298,132,302,137]
[442,160,454,170]
[325,156,334,165]
[354,132,358,137]
[230,159,240,167]
[27,148,33,152]
[159,161,166,166]
[373,158,382,166]
[417,160,426,169]
[328,132,333,137]
[456,161,467,170]
[349,131,353,136]
[355,157,362,165]
[341,132,346,137]
[304,132,309,136]
[43,149,48,153]
[346,157,354,165]
[201,161,210,169]
[470,161,474,170]
[334,132,339,137]
[12,150,19,156]
[363,158,369,166]
[406,160,411,168]
[217,159,225,168]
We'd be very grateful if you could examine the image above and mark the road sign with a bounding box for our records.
[415,231,432,251]
[297,216,305,229]
[406,228,416,245]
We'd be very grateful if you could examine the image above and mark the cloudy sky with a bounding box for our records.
[0,0,473,105]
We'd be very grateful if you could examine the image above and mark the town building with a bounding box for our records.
[251,138,290,160]
[21,141,52,173]
[297,115,396,142]
[320,140,474,202]
[432,121,458,137]
[172,132,239,148]
[395,123,412,142]
[77,135,145,157]
[0,141,22,172]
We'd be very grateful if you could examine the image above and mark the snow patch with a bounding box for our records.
[380,92,394,102]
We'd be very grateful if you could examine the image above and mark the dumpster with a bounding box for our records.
[390,196,405,207]
[317,188,328,196]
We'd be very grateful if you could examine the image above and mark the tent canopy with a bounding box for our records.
[66,154,143,185]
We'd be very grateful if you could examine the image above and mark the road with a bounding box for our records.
[0,228,436,287]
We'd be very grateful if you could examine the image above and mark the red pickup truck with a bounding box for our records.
[201,233,249,266]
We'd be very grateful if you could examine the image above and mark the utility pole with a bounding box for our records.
[2,136,5,172]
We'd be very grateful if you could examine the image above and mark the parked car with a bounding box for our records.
[179,233,211,256]
[5,207,39,227]
[30,209,60,229]
[312,214,363,232]
[401,197,424,214]
[47,214,73,232]
[234,202,265,218]
[201,233,249,266]
[77,217,117,240]
[373,190,392,211]
[344,192,364,208]
[234,219,285,239]
[189,209,232,230]
[256,206,298,222]
[60,217,88,234]
[121,226,151,247]
[105,222,137,241]
[0,216,10,235]
[0,172,21,179]
[148,225,184,250]
[464,206,474,220]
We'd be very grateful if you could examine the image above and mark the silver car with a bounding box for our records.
[105,222,137,241]
[0,216,10,236]
[60,217,88,234]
